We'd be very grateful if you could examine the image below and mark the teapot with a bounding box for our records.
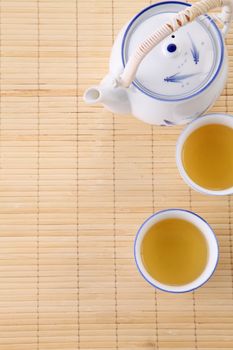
[84,0,233,126]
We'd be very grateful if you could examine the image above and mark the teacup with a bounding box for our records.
[134,209,218,293]
[176,113,233,195]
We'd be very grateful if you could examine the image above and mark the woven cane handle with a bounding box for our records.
[120,0,232,88]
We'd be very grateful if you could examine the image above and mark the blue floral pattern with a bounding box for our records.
[188,33,200,64]
[164,72,199,83]
[163,119,175,125]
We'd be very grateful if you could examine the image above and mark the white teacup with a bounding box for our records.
[176,113,233,196]
[134,209,218,293]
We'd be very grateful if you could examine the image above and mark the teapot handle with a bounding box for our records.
[120,0,233,88]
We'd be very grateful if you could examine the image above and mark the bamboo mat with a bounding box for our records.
[0,0,232,349]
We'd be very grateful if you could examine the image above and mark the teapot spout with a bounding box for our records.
[83,86,103,105]
[83,74,131,115]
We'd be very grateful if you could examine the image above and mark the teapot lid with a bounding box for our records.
[121,1,224,101]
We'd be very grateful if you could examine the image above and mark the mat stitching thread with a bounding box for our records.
[189,188,198,349]
[37,0,40,348]
[149,1,159,346]
[0,0,2,176]
[151,125,159,350]
[225,69,233,299]
[76,0,80,347]
[112,1,119,348]
[228,196,233,298]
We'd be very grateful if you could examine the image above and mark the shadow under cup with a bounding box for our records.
[176,113,233,196]
[134,209,219,293]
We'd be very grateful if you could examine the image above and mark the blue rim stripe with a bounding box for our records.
[134,208,219,293]
[121,1,224,102]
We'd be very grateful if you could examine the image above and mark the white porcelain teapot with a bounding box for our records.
[84,0,233,125]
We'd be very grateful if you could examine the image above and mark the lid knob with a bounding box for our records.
[167,43,177,53]
[163,41,180,58]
